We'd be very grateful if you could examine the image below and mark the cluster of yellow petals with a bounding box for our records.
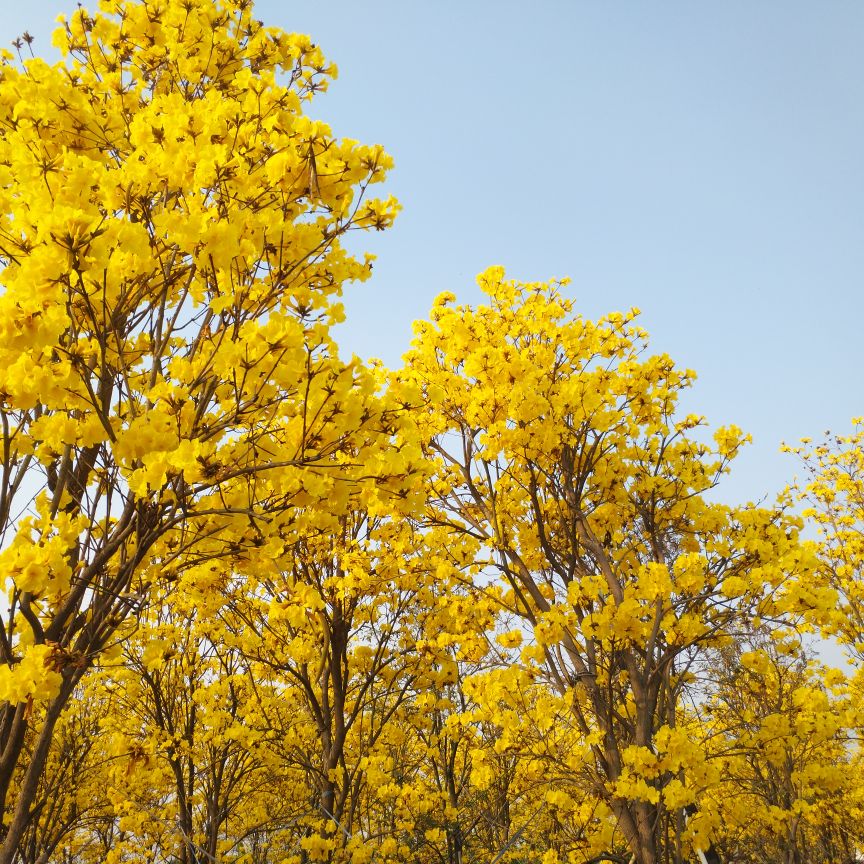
[0,4,862,864]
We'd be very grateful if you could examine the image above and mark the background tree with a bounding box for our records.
[11,678,114,864]
[237,511,496,864]
[95,593,297,864]
[703,632,862,864]
[786,420,864,661]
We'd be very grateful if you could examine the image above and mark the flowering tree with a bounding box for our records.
[703,632,862,864]
[401,268,831,864]
[787,421,864,661]
[0,1,412,858]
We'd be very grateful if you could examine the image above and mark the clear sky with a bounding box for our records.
[4,0,864,508]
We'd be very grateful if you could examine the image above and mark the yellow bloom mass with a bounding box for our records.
[0,4,861,864]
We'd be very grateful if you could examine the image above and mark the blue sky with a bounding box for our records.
[4,1,863,507]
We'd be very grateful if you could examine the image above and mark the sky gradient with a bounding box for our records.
[4,0,863,508]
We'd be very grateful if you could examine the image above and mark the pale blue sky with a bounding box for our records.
[4,1,864,507]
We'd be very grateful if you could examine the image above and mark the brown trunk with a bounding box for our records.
[0,703,28,821]
[168,755,194,864]
[578,657,662,864]
[316,606,348,862]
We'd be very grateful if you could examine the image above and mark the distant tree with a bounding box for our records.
[704,632,863,864]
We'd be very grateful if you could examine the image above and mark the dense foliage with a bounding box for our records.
[0,2,861,863]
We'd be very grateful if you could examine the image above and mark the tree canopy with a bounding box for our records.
[0,2,861,864]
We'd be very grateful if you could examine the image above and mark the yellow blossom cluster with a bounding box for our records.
[0,4,862,864]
